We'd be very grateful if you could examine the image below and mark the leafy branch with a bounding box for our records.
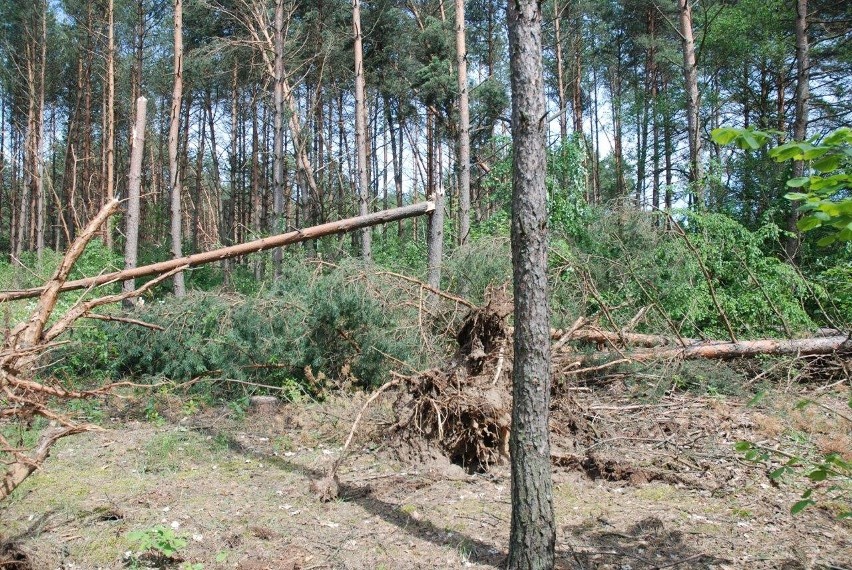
[712,126,852,245]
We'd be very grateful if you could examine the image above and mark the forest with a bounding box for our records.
[0,0,851,568]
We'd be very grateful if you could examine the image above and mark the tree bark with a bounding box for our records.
[123,97,147,306]
[554,0,567,140]
[507,0,555,568]
[678,0,702,206]
[786,0,809,262]
[1,202,435,302]
[273,0,286,278]
[353,0,371,259]
[455,0,471,246]
[104,0,116,250]
[168,0,186,296]
[426,110,444,289]
[625,336,849,362]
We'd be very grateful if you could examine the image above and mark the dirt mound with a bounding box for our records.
[392,291,514,471]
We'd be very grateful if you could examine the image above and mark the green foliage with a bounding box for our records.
[712,126,852,245]
[443,237,511,305]
[551,208,818,338]
[54,256,432,396]
[127,525,187,560]
[547,134,592,241]
[735,438,851,518]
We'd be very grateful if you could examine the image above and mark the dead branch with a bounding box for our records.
[1,425,93,502]
[84,313,165,331]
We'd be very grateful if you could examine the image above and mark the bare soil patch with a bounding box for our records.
[1,374,850,569]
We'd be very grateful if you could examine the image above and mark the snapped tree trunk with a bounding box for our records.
[353,0,371,259]
[122,97,147,306]
[507,0,555,568]
[104,0,116,250]
[273,0,286,279]
[168,0,186,296]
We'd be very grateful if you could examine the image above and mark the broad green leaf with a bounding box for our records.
[739,131,761,150]
[812,153,843,173]
[816,235,836,247]
[785,177,810,188]
[769,466,791,480]
[794,399,812,410]
[807,469,828,482]
[797,216,822,231]
[791,499,815,515]
[801,146,830,160]
[824,127,852,145]
[784,192,810,200]
[734,441,753,452]
[711,127,741,146]
[770,142,806,161]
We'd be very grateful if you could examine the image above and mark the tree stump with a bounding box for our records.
[249,396,280,416]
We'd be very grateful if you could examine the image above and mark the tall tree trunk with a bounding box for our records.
[123,97,147,306]
[571,18,583,135]
[507,0,555,567]
[786,0,809,262]
[35,0,46,258]
[353,0,371,259]
[104,0,116,249]
[554,0,567,140]
[272,0,285,278]
[678,0,702,206]
[168,0,186,296]
[455,0,471,246]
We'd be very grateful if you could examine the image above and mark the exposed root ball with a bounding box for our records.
[394,290,514,471]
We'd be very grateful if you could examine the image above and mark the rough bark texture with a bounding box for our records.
[455,0,471,246]
[426,111,445,290]
[122,97,147,305]
[507,0,556,568]
[678,0,702,206]
[353,0,371,259]
[168,0,186,296]
[786,0,809,261]
[273,0,285,278]
[1,202,435,302]
[104,0,116,250]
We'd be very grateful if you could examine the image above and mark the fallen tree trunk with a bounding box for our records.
[0,201,436,302]
[632,335,850,361]
[566,328,697,349]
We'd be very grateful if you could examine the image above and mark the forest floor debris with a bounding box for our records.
[1,375,849,569]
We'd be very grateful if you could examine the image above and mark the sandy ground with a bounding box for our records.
[1,383,850,570]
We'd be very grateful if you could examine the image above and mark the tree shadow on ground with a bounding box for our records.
[195,424,746,569]
[558,516,729,569]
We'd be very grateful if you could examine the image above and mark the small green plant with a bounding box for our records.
[127,525,188,563]
[144,398,165,426]
[735,397,852,520]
